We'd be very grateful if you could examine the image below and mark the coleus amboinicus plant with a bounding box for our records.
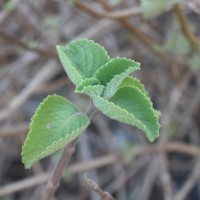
[22,39,160,168]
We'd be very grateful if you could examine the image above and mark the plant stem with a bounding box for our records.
[42,103,96,200]
[83,173,116,200]
[42,139,78,200]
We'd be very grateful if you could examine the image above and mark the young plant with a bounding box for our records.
[21,39,160,169]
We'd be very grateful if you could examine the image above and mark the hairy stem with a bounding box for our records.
[42,139,78,200]
[83,173,116,200]
[42,103,96,200]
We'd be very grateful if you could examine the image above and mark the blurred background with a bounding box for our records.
[0,0,200,200]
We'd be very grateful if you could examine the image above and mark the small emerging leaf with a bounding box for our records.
[93,86,160,142]
[76,77,105,97]
[76,85,105,97]
[56,39,109,86]
[95,58,140,99]
[22,95,90,168]
[76,78,100,91]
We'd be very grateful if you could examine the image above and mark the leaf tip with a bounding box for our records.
[56,45,64,53]
[148,133,159,142]
[147,121,160,142]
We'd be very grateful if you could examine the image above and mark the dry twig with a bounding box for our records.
[0,29,56,57]
[83,173,116,200]
[0,154,121,197]
[0,60,60,123]
[0,141,200,197]
[174,159,200,200]
[75,0,180,80]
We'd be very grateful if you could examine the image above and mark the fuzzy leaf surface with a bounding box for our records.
[93,86,160,142]
[76,77,105,97]
[95,58,140,99]
[120,76,148,96]
[77,85,105,97]
[22,95,90,168]
[119,77,161,118]
[56,39,109,86]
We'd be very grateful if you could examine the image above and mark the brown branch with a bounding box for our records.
[174,159,200,200]
[104,7,142,19]
[157,72,192,200]
[34,77,70,95]
[0,60,60,123]
[0,173,50,197]
[157,154,173,200]
[83,173,116,200]
[75,1,180,80]
[75,1,101,18]
[175,4,200,52]
[0,123,28,136]
[0,154,121,197]
[93,0,113,10]
[76,2,141,19]
[0,29,56,57]
[42,139,200,200]
[136,158,158,200]
[0,141,200,197]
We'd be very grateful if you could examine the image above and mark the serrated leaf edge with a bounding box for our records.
[76,84,105,97]
[93,94,146,135]
[76,77,100,92]
[21,95,80,168]
[120,76,153,108]
[56,45,84,85]
[56,39,110,86]
[93,86,160,142]
[24,113,90,168]
[117,85,160,141]
[120,76,148,96]
[94,57,140,83]
[103,65,140,99]
[65,38,110,62]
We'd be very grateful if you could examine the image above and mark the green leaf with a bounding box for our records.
[75,77,105,97]
[93,86,160,142]
[77,85,105,97]
[77,77,100,90]
[120,76,148,96]
[22,95,90,168]
[56,39,109,86]
[95,58,140,99]
[120,77,161,118]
